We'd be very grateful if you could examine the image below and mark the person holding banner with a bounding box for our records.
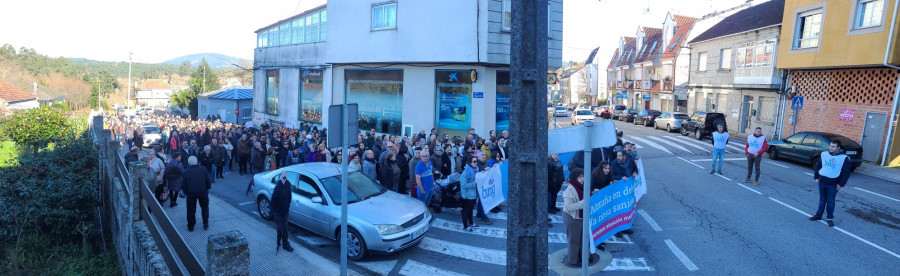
[612,150,638,181]
[460,156,479,231]
[562,168,599,268]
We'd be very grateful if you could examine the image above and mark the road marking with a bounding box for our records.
[690,158,746,162]
[621,139,644,149]
[724,141,745,153]
[768,197,900,259]
[238,201,254,206]
[629,136,674,155]
[715,174,733,181]
[360,260,398,275]
[647,136,693,154]
[419,237,506,266]
[804,172,814,176]
[736,183,762,195]
[295,234,336,246]
[766,161,790,168]
[676,157,704,169]
[431,218,567,243]
[398,260,464,276]
[852,187,900,203]
[665,239,699,271]
[663,136,711,153]
[605,258,655,271]
[443,208,563,224]
[637,209,662,232]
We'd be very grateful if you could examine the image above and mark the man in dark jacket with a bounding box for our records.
[182,156,212,231]
[809,140,852,227]
[250,142,265,174]
[213,139,228,179]
[547,153,565,214]
[199,145,216,183]
[124,146,140,169]
[611,150,638,181]
[133,127,144,149]
[238,134,251,175]
[271,171,294,252]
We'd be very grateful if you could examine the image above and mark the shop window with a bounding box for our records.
[266,70,279,115]
[299,70,324,124]
[346,70,403,135]
[496,71,510,132]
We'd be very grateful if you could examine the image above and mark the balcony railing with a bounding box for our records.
[643,80,659,90]
[663,80,674,91]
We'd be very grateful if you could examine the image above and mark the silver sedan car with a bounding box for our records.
[251,162,433,260]
[654,112,689,132]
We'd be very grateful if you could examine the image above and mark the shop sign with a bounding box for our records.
[839,109,854,121]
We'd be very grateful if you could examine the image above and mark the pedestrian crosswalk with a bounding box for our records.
[620,133,749,156]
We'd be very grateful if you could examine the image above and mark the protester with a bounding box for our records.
[415,150,435,207]
[251,141,265,174]
[363,150,378,182]
[408,148,421,198]
[238,134,251,175]
[182,156,212,232]
[611,150,638,181]
[743,127,768,185]
[146,149,166,198]
[265,147,277,172]
[548,153,565,214]
[460,156,479,232]
[710,124,728,174]
[213,139,227,179]
[271,171,295,252]
[379,152,401,191]
[562,168,598,267]
[223,138,234,174]
[200,145,216,182]
[809,140,852,227]
[165,152,185,207]
[124,146,140,169]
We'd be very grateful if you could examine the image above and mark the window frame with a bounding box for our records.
[795,10,823,49]
[698,52,708,72]
[502,0,512,31]
[848,0,888,35]
[790,2,827,53]
[372,2,398,31]
[719,48,732,70]
[265,70,279,115]
[241,107,252,119]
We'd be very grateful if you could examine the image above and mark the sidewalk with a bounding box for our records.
[853,162,900,184]
[161,192,360,275]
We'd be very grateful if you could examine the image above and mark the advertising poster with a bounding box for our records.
[496,71,511,131]
[436,70,474,135]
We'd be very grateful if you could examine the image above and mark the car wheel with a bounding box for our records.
[667,124,672,132]
[695,129,702,140]
[346,228,368,261]
[768,147,779,160]
[257,196,273,220]
[681,127,689,136]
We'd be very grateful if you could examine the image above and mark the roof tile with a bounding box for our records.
[689,0,784,44]
[0,79,37,103]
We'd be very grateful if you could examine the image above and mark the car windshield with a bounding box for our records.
[649,111,662,115]
[319,171,386,205]
[629,110,639,114]
[615,105,627,110]
[674,114,689,119]
[143,126,160,134]
[576,110,592,115]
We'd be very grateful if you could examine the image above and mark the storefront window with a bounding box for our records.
[299,70,323,123]
[346,70,403,135]
[496,71,510,132]
[266,70,279,115]
[436,70,474,138]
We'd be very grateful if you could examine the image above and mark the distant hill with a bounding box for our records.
[162,53,244,70]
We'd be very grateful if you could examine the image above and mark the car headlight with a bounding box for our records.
[375,224,404,236]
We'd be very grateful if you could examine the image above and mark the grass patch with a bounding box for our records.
[0,141,17,168]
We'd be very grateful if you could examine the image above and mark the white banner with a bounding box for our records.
[475,165,505,211]
[634,159,647,202]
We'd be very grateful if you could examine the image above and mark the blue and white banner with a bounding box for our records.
[588,178,637,247]
[475,162,508,211]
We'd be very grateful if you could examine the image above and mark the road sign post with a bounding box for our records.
[328,104,358,276]
[791,96,803,135]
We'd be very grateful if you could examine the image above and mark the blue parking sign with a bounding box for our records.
[791,96,804,110]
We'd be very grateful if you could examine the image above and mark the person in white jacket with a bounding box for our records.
[561,168,598,268]
[710,124,729,174]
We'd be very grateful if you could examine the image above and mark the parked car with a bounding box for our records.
[768,132,862,171]
[141,125,162,148]
[571,109,595,125]
[681,111,726,140]
[619,109,639,122]
[611,105,628,119]
[251,163,433,260]
[554,106,568,117]
[594,106,607,116]
[654,112,689,132]
[633,110,662,126]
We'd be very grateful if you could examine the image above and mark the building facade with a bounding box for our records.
[688,0,786,137]
[252,0,563,138]
[134,79,173,108]
[0,78,38,113]
[198,85,254,124]
[777,0,900,165]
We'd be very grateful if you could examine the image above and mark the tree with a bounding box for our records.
[179,61,192,76]
[170,59,219,118]
[0,106,73,153]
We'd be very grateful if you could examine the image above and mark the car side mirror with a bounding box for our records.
[312,196,324,204]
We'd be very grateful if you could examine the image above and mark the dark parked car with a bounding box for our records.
[768,132,862,171]
[680,111,726,140]
[611,105,628,119]
[619,109,639,122]
[634,110,662,126]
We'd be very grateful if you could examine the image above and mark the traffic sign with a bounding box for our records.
[791,96,804,110]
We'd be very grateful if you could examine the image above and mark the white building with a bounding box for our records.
[252,0,563,137]
[134,79,173,108]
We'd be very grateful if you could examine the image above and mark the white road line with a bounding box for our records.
[769,198,900,259]
[648,136,693,154]
[736,183,762,195]
[676,156,705,169]
[637,209,662,232]
[238,201,254,206]
[766,161,790,168]
[833,226,900,259]
[690,158,746,162]
[359,260,399,275]
[852,187,900,203]
[804,172,815,176]
[665,239,699,271]
[621,139,645,149]
[419,237,506,266]
[605,258,656,271]
[431,218,567,243]
[768,197,812,217]
[629,136,673,155]
[443,208,563,224]
[663,136,711,153]
[399,260,466,276]
[715,174,733,181]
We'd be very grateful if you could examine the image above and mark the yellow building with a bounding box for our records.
[777,0,900,166]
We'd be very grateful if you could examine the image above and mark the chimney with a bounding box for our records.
[32,82,37,94]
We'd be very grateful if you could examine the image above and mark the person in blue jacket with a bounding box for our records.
[611,150,638,181]
[809,140,852,227]
[459,156,479,232]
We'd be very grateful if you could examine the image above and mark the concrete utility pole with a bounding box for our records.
[128,52,133,108]
[507,0,549,275]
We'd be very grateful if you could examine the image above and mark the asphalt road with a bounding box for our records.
[203,113,900,275]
